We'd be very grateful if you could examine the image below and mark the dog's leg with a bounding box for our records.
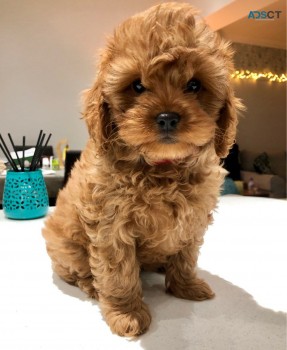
[49,241,98,299]
[165,243,215,301]
[43,209,98,299]
[45,238,98,299]
[89,242,151,337]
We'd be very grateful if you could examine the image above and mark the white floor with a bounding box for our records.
[0,195,286,350]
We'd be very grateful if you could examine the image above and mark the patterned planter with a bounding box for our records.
[3,170,49,219]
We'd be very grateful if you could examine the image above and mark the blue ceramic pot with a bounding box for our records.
[3,170,49,219]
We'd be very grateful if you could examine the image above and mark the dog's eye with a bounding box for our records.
[132,79,146,94]
[185,78,201,93]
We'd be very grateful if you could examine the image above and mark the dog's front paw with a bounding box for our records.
[105,302,151,337]
[167,278,215,301]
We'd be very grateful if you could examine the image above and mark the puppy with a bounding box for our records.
[43,3,242,337]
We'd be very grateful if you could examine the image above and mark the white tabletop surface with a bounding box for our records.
[0,195,286,350]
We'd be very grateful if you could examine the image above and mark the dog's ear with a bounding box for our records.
[82,83,111,154]
[215,89,244,158]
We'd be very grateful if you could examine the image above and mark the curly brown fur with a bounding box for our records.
[43,3,243,337]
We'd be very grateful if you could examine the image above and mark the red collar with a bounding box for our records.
[153,159,174,166]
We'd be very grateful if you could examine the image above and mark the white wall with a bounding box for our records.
[0,0,168,153]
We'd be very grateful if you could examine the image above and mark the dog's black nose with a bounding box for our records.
[156,112,180,132]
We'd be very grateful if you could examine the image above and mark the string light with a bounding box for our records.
[231,70,287,83]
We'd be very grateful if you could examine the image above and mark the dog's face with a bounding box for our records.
[84,3,241,162]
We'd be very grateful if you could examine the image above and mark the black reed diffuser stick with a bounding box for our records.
[0,131,52,172]
[0,134,18,171]
[30,133,46,171]
[7,133,22,170]
[22,136,25,171]
[32,133,52,170]
[29,130,43,171]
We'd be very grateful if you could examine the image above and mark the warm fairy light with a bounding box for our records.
[231,70,287,83]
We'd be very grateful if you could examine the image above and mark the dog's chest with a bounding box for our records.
[90,172,200,259]
[130,189,192,258]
